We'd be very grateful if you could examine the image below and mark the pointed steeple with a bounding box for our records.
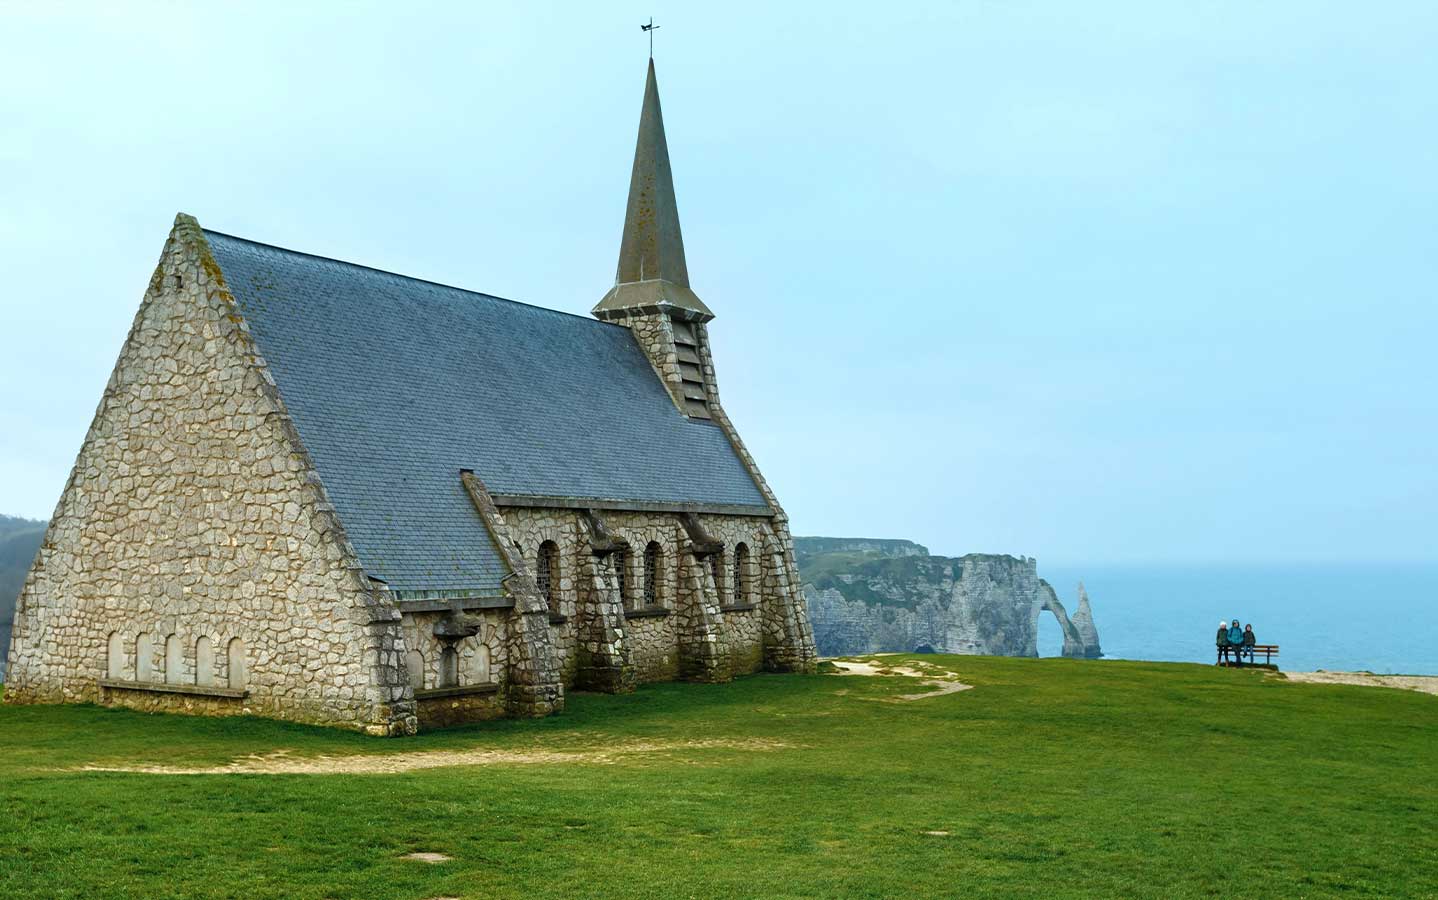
[594,59,715,323]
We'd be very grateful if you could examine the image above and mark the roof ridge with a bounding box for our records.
[201,227,621,327]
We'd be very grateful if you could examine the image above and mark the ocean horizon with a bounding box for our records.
[1038,562,1438,676]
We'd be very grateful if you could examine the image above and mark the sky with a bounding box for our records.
[1,2,1435,565]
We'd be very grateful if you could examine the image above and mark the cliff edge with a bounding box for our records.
[796,536,1101,659]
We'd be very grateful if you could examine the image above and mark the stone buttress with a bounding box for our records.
[459,472,565,717]
[574,510,638,693]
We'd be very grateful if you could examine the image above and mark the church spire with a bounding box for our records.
[593,59,715,323]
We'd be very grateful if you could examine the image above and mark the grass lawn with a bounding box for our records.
[1,656,1435,899]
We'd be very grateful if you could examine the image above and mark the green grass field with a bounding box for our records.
[2,656,1435,899]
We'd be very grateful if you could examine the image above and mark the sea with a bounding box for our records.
[1036,564,1438,676]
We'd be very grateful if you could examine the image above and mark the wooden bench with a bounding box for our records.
[1217,644,1279,666]
[1246,644,1279,665]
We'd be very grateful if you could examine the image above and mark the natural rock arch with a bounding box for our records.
[1035,584,1084,657]
[1035,582,1102,659]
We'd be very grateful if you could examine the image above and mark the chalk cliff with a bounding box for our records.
[797,537,1101,659]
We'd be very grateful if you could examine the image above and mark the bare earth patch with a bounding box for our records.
[1284,671,1438,696]
[401,852,452,864]
[828,659,974,701]
[76,738,790,776]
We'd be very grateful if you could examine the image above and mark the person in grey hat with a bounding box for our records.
[1216,619,1233,665]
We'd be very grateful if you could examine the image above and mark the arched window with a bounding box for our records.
[709,548,726,601]
[469,644,492,684]
[135,633,154,682]
[733,542,750,604]
[643,541,662,607]
[439,645,459,688]
[227,638,247,690]
[613,548,629,608]
[195,637,215,686]
[106,632,124,680]
[536,541,559,612]
[406,649,425,691]
[164,634,182,683]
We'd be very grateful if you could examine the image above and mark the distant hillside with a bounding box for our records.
[794,536,929,560]
[1,515,47,678]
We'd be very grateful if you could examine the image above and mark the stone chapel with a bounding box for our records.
[3,60,818,735]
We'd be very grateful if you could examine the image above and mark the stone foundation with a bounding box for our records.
[414,685,505,729]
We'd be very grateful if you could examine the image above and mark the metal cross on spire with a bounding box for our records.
[641,17,660,58]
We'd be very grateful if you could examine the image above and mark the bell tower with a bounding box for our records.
[594,60,716,419]
[597,57,819,676]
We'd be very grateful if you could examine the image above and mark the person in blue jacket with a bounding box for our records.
[1227,620,1244,665]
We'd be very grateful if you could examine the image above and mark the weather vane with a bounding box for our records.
[641,17,660,58]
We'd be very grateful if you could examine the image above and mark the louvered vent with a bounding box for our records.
[671,320,711,418]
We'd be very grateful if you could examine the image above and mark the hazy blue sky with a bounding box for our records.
[2,2,1434,564]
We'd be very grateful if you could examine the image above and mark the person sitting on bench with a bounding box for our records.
[1226,619,1245,665]
[1216,620,1233,664]
[1240,624,1257,663]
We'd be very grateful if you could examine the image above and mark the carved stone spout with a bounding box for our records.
[582,509,631,557]
[433,608,484,643]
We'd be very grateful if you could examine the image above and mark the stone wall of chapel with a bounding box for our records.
[497,508,772,687]
[623,614,680,682]
[3,222,413,734]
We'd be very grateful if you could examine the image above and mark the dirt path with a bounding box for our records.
[829,658,974,701]
[77,737,790,776]
[1284,671,1438,696]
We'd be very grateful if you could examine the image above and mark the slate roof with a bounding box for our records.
[205,230,768,594]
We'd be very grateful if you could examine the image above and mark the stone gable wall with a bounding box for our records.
[3,217,416,735]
